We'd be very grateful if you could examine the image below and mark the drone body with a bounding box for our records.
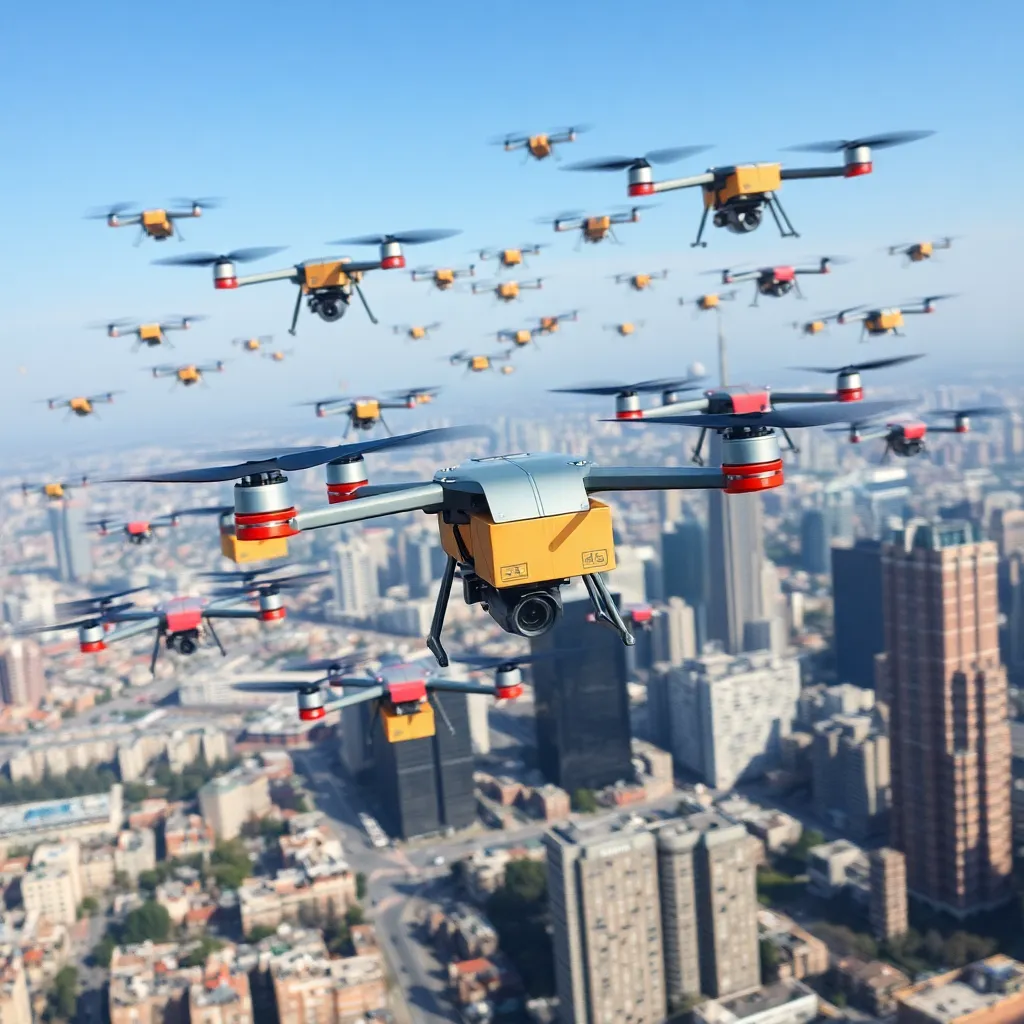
[889,237,954,264]
[42,393,119,417]
[97,317,204,349]
[712,257,842,306]
[604,321,644,337]
[550,209,646,245]
[88,198,220,243]
[479,245,545,271]
[393,323,441,341]
[535,311,579,334]
[410,265,475,291]
[615,270,668,291]
[494,126,589,161]
[234,335,273,353]
[90,515,176,545]
[301,388,439,438]
[150,362,225,387]
[832,296,952,339]
[449,351,514,374]
[472,279,543,303]
[22,478,89,501]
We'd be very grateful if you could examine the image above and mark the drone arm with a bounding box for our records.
[638,397,712,420]
[649,171,716,193]
[105,617,163,644]
[292,483,445,532]
[205,608,262,620]
[427,678,500,696]
[925,425,959,434]
[770,391,841,404]
[234,267,301,287]
[780,165,847,180]
[584,467,726,492]
[323,686,386,711]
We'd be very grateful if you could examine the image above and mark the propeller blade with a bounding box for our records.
[637,399,904,430]
[785,130,935,153]
[789,354,925,374]
[152,246,286,267]
[169,196,224,209]
[564,145,711,172]
[330,229,461,246]
[85,201,137,219]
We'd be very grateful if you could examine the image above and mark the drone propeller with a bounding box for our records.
[926,407,1008,418]
[550,122,593,136]
[110,425,489,484]
[85,201,138,220]
[637,399,904,430]
[152,246,286,267]
[55,586,148,618]
[784,130,935,153]
[451,649,570,669]
[209,569,329,597]
[552,375,704,397]
[564,145,712,172]
[789,354,925,374]
[329,229,461,246]
[169,196,224,210]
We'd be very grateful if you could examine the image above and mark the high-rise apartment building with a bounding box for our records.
[669,649,800,791]
[330,536,379,618]
[0,947,32,1024]
[800,508,830,575]
[831,540,885,689]
[545,820,666,1024]
[0,639,45,708]
[531,593,633,794]
[662,519,707,612]
[372,689,474,839]
[656,813,761,1002]
[878,519,1013,916]
[869,847,908,942]
[48,500,92,582]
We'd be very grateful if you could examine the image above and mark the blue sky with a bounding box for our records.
[3,0,1022,458]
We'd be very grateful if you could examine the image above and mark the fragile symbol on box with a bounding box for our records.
[499,562,530,583]
[582,549,609,569]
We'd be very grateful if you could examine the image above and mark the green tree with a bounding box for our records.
[356,872,367,900]
[504,859,547,903]
[571,788,598,813]
[246,925,277,943]
[50,966,77,1020]
[78,896,99,917]
[208,839,253,890]
[346,905,365,927]
[791,829,825,862]
[182,935,225,967]
[92,936,116,968]
[121,901,171,944]
[760,938,780,983]
[486,861,554,997]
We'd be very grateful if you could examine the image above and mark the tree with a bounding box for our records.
[346,905,365,927]
[504,859,547,903]
[571,788,598,813]
[924,928,945,964]
[791,829,825,862]
[78,896,99,917]
[50,966,77,1021]
[356,872,367,900]
[121,901,171,944]
[92,936,116,968]
[182,935,225,968]
[759,938,780,983]
[209,839,253,890]
[246,925,277,943]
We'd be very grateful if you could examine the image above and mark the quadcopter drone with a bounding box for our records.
[448,351,515,374]
[155,230,459,336]
[533,311,579,334]
[298,387,440,436]
[704,257,846,306]
[88,514,178,545]
[233,335,274,353]
[614,271,668,292]
[792,316,831,336]
[681,291,739,315]
[545,207,649,245]
[39,392,120,418]
[495,327,543,349]
[410,265,475,291]
[21,478,89,501]
[888,237,955,264]
[471,279,544,303]
[828,295,954,340]
[92,316,206,349]
[478,245,546,271]
[86,198,221,243]
[148,362,226,387]
[393,323,442,341]
[604,321,645,337]
[565,132,934,246]
[491,125,590,161]
[264,349,295,363]
[828,406,1006,461]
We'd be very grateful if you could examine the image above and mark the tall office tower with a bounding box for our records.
[660,487,685,526]
[330,536,380,617]
[613,545,652,605]
[706,436,766,653]
[811,712,891,840]
[669,649,800,790]
[662,519,707,613]
[831,540,885,688]
[991,509,1024,559]
[1004,411,1024,459]
[531,593,633,794]
[825,487,856,546]
[371,689,474,839]
[1003,553,1024,684]
[48,501,92,583]
[0,639,46,708]
[466,693,491,755]
[657,597,698,665]
[545,820,666,1024]
[404,534,438,599]
[340,700,374,779]
[800,508,830,575]
[869,847,908,942]
[878,519,1013,915]
[656,813,761,1002]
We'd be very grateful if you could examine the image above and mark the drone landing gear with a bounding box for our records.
[426,554,458,667]
[583,572,635,647]
[691,204,711,248]
[764,192,799,240]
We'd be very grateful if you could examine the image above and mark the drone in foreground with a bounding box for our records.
[448,351,515,374]
[88,515,178,545]
[93,316,206,349]
[471,279,544,303]
[148,362,226,387]
[393,323,442,341]
[410,264,475,291]
[614,271,669,292]
[681,291,738,315]
[545,207,649,245]
[234,654,528,742]
[156,230,459,336]
[299,387,439,437]
[492,125,590,161]
[828,406,1006,461]
[478,245,546,271]
[888,237,954,264]
[87,198,221,243]
[40,392,120,418]
[829,295,954,339]
[706,257,846,306]
[567,132,933,246]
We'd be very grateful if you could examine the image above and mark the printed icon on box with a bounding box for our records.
[582,549,609,569]
[500,563,530,583]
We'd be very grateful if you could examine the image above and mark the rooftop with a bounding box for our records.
[900,957,1024,1022]
[706,980,816,1022]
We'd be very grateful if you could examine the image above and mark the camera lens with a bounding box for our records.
[179,636,197,655]
[512,593,559,636]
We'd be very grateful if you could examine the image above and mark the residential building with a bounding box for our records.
[831,540,885,689]
[0,786,122,857]
[239,870,356,935]
[545,819,666,1024]
[869,848,908,942]
[0,947,33,1024]
[694,979,818,1024]
[0,641,45,709]
[807,840,866,899]
[29,841,82,906]
[810,712,890,840]
[164,813,215,860]
[656,812,760,1003]
[114,829,157,881]
[108,941,197,1024]
[757,911,829,982]
[654,597,699,666]
[669,650,800,791]
[878,519,1013,916]
[895,955,1024,1024]
[189,960,254,1024]
[48,500,92,583]
[833,958,910,1018]
[21,867,78,925]
[372,688,474,840]
[272,954,387,1024]
[330,537,380,618]
[531,593,633,795]
[198,766,271,840]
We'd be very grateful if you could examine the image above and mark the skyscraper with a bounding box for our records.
[371,688,474,839]
[48,501,92,583]
[661,519,707,610]
[831,540,885,689]
[869,847,908,942]
[800,508,830,575]
[878,519,1013,916]
[330,536,380,617]
[0,639,45,708]
[531,592,633,794]
[404,534,438,599]
[656,813,761,1002]
[545,819,666,1024]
